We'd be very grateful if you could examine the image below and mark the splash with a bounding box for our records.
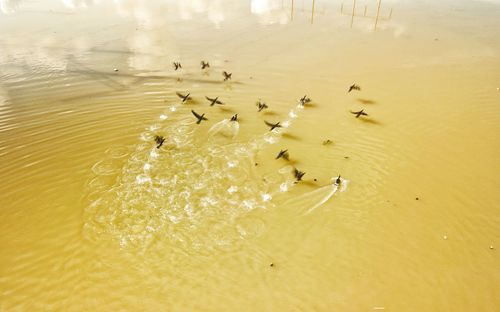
[84,98,345,252]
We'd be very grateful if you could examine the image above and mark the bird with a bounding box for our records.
[294,168,306,181]
[299,95,311,106]
[222,71,232,81]
[264,120,281,131]
[201,61,210,69]
[335,175,341,185]
[256,100,268,112]
[275,149,289,160]
[173,62,182,70]
[322,139,333,145]
[350,109,368,118]
[176,92,191,103]
[348,84,361,93]
[154,135,165,149]
[230,114,238,122]
[205,96,224,106]
[191,110,208,124]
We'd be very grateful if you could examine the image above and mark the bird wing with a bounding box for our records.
[176,92,185,98]
[350,110,361,114]
[264,121,277,127]
[205,96,214,102]
[191,110,202,119]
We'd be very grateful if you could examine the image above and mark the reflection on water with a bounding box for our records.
[1,0,500,310]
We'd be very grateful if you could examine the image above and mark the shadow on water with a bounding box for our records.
[357,98,377,105]
[261,111,279,116]
[359,117,383,125]
[282,132,301,141]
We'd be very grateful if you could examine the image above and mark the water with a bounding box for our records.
[1,0,499,311]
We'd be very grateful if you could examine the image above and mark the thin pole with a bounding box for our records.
[374,0,381,30]
[350,0,356,28]
[311,0,316,24]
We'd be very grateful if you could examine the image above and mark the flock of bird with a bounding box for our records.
[153,61,369,185]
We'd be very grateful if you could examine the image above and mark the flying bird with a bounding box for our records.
[191,110,208,124]
[350,109,368,118]
[275,149,289,160]
[173,62,182,70]
[299,95,311,106]
[256,100,268,112]
[222,71,232,81]
[205,96,224,106]
[264,120,282,131]
[294,168,306,181]
[176,92,191,103]
[230,114,238,122]
[348,84,361,93]
[154,135,165,149]
[201,61,210,69]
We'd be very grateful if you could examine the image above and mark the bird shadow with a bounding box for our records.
[357,98,377,105]
[218,106,236,113]
[262,111,279,116]
[303,102,319,108]
[360,117,383,125]
[282,132,301,141]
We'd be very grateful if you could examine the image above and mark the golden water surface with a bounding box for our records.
[1,0,499,311]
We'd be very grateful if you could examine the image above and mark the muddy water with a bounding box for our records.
[1,0,499,311]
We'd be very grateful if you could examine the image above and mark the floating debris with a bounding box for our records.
[201,61,210,69]
[176,92,191,103]
[275,149,289,160]
[348,84,361,93]
[223,71,232,81]
[173,62,182,70]
[350,109,368,118]
[264,120,282,131]
[191,110,208,124]
[154,135,165,149]
[113,68,119,72]
[257,100,268,112]
[270,263,274,267]
[205,96,224,106]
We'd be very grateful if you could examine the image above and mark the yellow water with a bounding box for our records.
[1,0,499,311]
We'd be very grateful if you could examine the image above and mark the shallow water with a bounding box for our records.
[1,0,499,311]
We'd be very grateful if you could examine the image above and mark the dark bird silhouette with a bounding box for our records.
[299,95,311,106]
[176,92,191,103]
[256,100,268,112]
[222,71,232,81]
[264,120,282,131]
[230,114,238,122]
[173,62,182,70]
[191,110,208,124]
[350,109,368,118]
[154,135,165,149]
[294,168,306,181]
[276,149,289,160]
[348,84,361,93]
[205,96,224,106]
[335,175,341,185]
[201,61,210,69]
